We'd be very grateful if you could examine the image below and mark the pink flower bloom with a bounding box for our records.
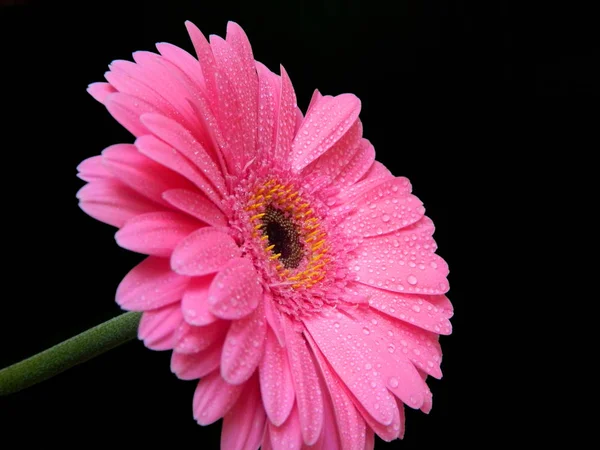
[77,21,452,449]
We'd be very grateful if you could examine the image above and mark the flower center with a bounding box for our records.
[245,178,330,290]
[262,206,303,269]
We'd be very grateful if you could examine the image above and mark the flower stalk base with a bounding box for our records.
[0,311,142,396]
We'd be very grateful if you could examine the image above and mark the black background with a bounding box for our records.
[0,0,595,447]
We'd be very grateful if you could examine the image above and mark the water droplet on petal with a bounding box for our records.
[388,377,399,388]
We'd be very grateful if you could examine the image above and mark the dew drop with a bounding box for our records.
[407,275,418,285]
[388,377,399,388]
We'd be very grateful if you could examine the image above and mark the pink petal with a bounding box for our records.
[301,120,362,180]
[102,143,195,206]
[77,179,160,228]
[116,256,189,311]
[162,189,227,227]
[138,302,183,350]
[340,185,424,238]
[283,321,323,445]
[427,294,454,319]
[269,406,303,450]
[349,308,437,404]
[418,372,433,414]
[105,65,176,120]
[262,432,273,450]
[264,292,286,347]
[310,389,342,450]
[174,320,228,354]
[140,113,227,196]
[353,174,414,199]
[135,136,225,210]
[207,38,248,174]
[397,401,406,439]
[355,394,402,442]
[221,302,266,384]
[210,36,256,162]
[115,211,201,257]
[110,57,213,152]
[303,312,397,426]
[208,257,262,320]
[87,82,116,103]
[226,22,258,84]
[186,92,230,176]
[221,374,267,450]
[171,227,241,276]
[305,89,323,117]
[156,42,207,96]
[294,106,303,135]
[306,332,366,450]
[256,61,280,161]
[130,51,202,131]
[361,159,393,180]
[185,21,219,112]
[77,155,112,182]
[181,275,218,326]
[260,328,295,426]
[291,94,361,173]
[362,311,443,380]
[334,138,375,188]
[104,92,159,137]
[193,371,245,425]
[273,66,297,164]
[339,288,370,306]
[364,429,375,450]
[218,24,260,161]
[349,283,452,335]
[336,161,396,205]
[170,341,223,380]
[351,217,449,295]
[307,306,432,412]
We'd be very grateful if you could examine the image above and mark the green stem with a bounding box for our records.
[0,311,142,396]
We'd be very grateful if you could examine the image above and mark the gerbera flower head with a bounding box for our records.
[77,21,452,449]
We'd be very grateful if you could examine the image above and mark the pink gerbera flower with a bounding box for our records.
[77,21,452,449]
